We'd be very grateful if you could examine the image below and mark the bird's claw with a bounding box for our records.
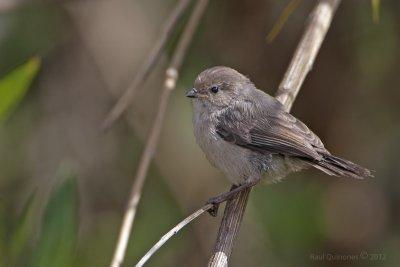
[206,197,220,217]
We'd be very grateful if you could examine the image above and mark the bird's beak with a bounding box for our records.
[186,88,198,98]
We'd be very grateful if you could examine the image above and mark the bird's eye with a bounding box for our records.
[210,85,219,93]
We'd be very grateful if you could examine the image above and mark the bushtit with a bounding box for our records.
[187,66,371,206]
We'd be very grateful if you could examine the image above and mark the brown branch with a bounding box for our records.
[208,0,341,266]
[100,0,191,131]
[109,1,209,267]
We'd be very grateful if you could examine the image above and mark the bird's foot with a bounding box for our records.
[205,180,260,217]
[205,185,240,217]
[206,201,219,217]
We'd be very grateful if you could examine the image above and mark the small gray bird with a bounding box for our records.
[187,66,372,206]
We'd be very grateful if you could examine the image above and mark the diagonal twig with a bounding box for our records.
[275,0,341,111]
[208,0,341,266]
[101,0,191,131]
[109,1,210,267]
[135,204,213,267]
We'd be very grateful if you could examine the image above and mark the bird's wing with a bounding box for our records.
[216,98,327,160]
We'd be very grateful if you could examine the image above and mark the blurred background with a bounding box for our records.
[1,0,399,266]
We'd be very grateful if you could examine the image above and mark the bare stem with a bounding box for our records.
[135,204,213,267]
[207,188,251,266]
[276,0,341,112]
[101,0,191,131]
[109,1,209,267]
[208,1,341,266]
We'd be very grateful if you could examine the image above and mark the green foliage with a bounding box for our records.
[0,57,40,123]
[266,0,301,43]
[0,5,69,74]
[9,192,37,266]
[253,181,324,261]
[0,192,37,267]
[32,177,78,267]
[0,173,79,267]
[0,202,6,267]
[371,0,380,23]
[356,2,397,90]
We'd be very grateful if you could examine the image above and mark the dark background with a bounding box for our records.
[0,0,399,266]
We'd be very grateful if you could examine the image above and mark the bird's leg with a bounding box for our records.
[206,178,260,216]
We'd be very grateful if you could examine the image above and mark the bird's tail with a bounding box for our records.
[310,153,373,179]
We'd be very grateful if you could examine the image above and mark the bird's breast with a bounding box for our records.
[192,107,261,185]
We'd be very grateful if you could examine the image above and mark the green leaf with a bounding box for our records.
[32,176,78,267]
[371,0,380,23]
[0,57,40,123]
[266,0,301,43]
[9,192,37,266]
[0,201,6,267]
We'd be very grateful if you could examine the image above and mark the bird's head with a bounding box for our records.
[186,66,252,108]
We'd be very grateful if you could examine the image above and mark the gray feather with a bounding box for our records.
[216,89,325,160]
[215,88,372,179]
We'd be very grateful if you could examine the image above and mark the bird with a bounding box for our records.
[186,66,372,208]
